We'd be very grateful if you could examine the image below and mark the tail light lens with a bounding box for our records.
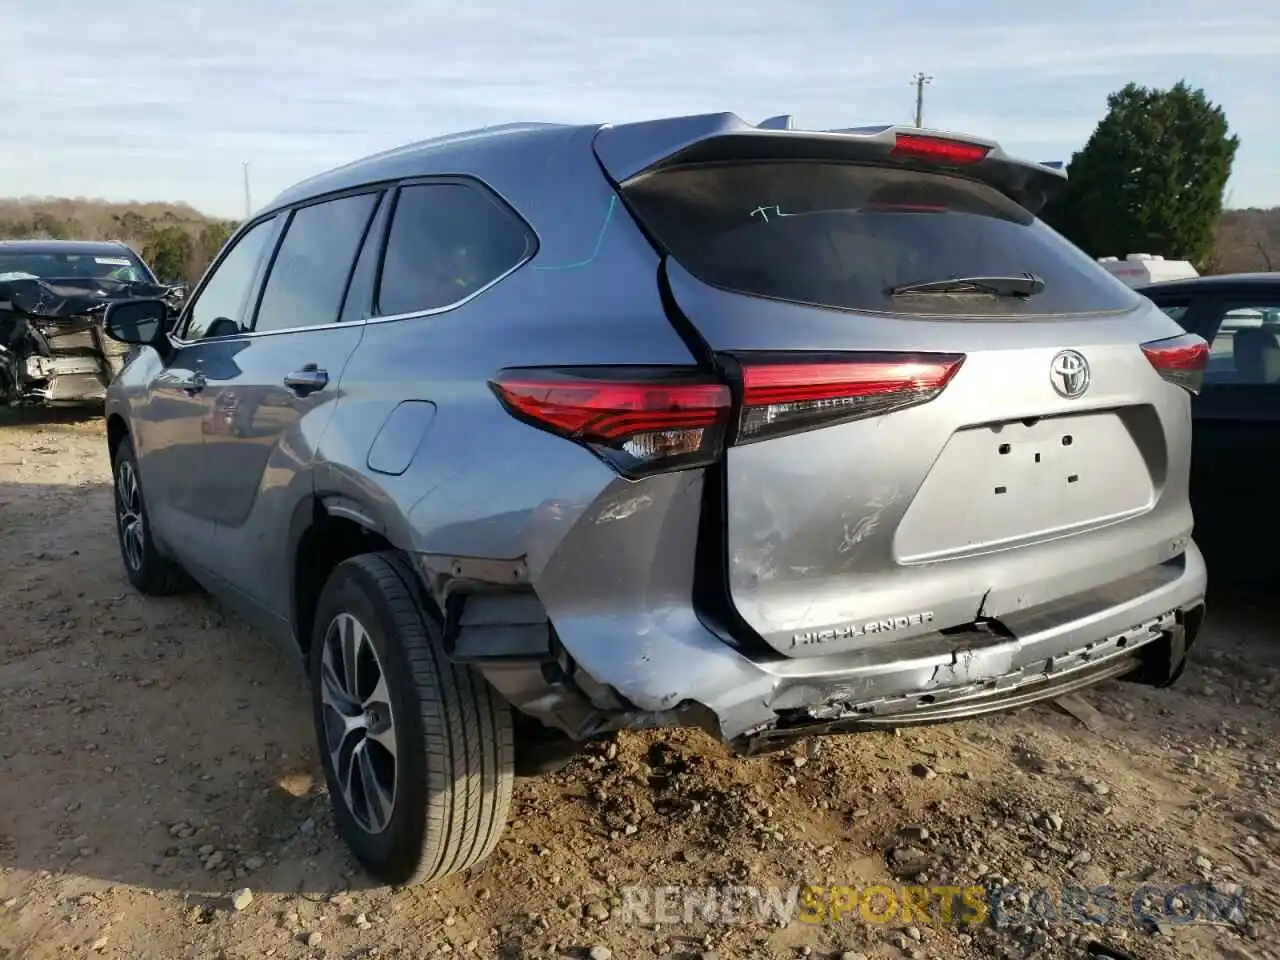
[489,368,731,477]
[1141,333,1210,395]
[890,133,990,166]
[490,354,964,473]
[737,352,966,443]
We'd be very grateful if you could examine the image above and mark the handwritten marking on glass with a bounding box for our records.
[749,204,803,223]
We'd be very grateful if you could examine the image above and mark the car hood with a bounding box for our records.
[0,275,180,320]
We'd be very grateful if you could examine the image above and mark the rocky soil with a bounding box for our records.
[1,409,1278,960]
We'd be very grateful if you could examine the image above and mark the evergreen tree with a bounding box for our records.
[1043,81,1238,267]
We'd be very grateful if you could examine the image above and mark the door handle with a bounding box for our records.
[283,364,329,396]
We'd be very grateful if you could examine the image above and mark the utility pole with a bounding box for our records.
[242,161,252,218]
[911,72,933,127]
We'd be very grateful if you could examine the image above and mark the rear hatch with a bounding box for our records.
[597,118,1204,658]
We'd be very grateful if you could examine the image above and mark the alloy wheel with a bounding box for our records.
[115,459,145,572]
[319,613,398,834]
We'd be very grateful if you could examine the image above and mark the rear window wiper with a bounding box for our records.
[887,273,1046,298]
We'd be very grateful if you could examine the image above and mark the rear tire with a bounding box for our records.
[110,435,191,596]
[309,552,514,886]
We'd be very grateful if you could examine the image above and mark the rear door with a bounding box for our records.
[200,189,383,620]
[616,151,1198,656]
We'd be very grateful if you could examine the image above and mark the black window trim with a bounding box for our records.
[368,174,539,325]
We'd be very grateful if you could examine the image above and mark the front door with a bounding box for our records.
[201,189,383,624]
[133,215,282,569]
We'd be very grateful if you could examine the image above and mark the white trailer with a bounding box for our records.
[1097,253,1199,288]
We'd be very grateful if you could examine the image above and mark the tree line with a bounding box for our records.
[1211,208,1280,274]
[0,197,237,284]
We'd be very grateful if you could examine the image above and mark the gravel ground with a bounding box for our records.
[1,409,1278,960]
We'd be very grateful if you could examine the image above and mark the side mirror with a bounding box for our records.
[103,298,170,346]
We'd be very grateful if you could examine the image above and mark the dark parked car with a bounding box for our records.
[0,239,182,406]
[100,114,1207,886]
[1139,272,1280,584]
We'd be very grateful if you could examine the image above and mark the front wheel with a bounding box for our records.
[110,435,191,595]
[310,552,514,886]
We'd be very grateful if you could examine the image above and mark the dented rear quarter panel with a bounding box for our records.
[316,124,705,602]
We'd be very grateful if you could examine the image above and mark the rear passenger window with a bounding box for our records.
[376,182,533,316]
[254,192,378,333]
[1205,301,1280,385]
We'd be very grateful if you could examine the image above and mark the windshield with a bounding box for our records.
[0,250,153,284]
[623,162,1141,317]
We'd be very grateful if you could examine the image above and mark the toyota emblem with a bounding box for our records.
[1050,350,1090,399]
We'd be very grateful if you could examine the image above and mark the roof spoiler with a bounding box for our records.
[592,112,1068,215]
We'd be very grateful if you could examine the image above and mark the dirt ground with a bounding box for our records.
[1,410,1278,960]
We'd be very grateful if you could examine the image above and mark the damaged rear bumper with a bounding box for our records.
[466,541,1207,749]
[733,602,1200,752]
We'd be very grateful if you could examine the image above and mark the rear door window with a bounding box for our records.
[254,192,379,333]
[375,181,534,317]
[622,162,1140,317]
[1202,298,1280,385]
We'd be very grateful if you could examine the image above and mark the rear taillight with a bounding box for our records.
[890,133,990,166]
[489,368,731,477]
[491,355,965,473]
[737,353,966,443]
[1141,333,1210,395]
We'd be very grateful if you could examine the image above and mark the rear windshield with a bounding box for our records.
[622,162,1139,317]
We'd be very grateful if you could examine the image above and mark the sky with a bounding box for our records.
[1,0,1276,218]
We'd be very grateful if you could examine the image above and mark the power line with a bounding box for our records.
[911,72,933,127]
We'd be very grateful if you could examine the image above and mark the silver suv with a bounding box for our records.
[101,113,1209,886]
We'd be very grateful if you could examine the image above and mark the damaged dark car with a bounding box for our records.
[0,240,186,406]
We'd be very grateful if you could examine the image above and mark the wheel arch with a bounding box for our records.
[288,493,408,659]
